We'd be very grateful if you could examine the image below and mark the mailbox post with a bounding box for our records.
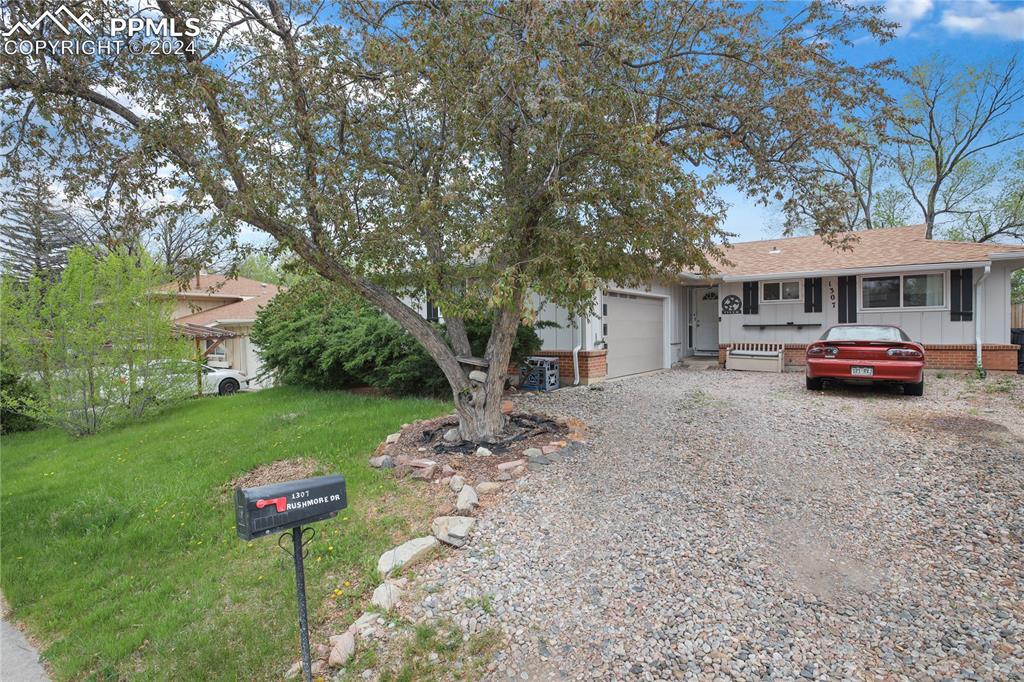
[235,475,347,682]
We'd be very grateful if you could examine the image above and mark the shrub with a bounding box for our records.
[1,370,40,434]
[251,277,549,396]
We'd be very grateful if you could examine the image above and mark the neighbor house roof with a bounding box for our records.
[711,225,1024,280]
[156,273,280,326]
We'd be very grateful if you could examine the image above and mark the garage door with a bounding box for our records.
[605,292,664,377]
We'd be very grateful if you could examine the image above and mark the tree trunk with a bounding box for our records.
[451,304,521,442]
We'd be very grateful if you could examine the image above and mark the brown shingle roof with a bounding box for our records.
[713,225,1024,279]
[157,273,280,326]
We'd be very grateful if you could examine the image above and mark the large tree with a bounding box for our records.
[2,0,894,440]
[0,174,79,280]
[892,57,1024,239]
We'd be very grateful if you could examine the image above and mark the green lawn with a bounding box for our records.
[0,387,450,681]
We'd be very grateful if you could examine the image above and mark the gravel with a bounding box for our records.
[403,368,1024,680]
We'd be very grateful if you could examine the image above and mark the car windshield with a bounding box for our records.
[821,326,910,342]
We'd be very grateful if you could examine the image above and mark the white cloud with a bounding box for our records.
[940,0,1024,40]
[884,0,935,35]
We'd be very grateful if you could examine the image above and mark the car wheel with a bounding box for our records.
[806,376,824,391]
[904,379,924,396]
[218,378,240,396]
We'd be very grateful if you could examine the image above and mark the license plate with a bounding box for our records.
[851,366,874,377]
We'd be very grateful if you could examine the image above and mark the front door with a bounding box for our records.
[692,287,720,354]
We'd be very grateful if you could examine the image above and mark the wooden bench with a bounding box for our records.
[725,343,784,373]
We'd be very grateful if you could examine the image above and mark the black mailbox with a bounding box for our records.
[234,474,347,541]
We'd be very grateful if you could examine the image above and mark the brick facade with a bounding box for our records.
[518,349,608,384]
[718,343,1019,372]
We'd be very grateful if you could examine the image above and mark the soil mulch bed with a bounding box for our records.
[379,411,585,487]
[226,457,321,490]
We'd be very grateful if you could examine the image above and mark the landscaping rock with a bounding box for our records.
[497,458,527,471]
[371,582,402,611]
[411,465,436,481]
[392,464,412,478]
[476,481,503,494]
[443,427,461,443]
[349,612,379,639]
[449,475,465,492]
[385,432,401,444]
[475,446,493,457]
[328,631,355,667]
[408,458,436,468]
[376,536,438,576]
[495,471,513,481]
[501,399,514,414]
[468,370,487,383]
[541,445,560,455]
[456,485,479,512]
[285,661,303,679]
[523,447,543,459]
[431,515,476,546]
[441,464,456,476]
[368,455,394,469]
[528,453,551,465]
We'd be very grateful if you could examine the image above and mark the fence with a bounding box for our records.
[1013,303,1024,329]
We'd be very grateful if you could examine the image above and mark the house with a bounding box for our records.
[155,273,280,387]
[512,225,1023,383]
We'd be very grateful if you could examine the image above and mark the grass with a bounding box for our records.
[341,620,499,682]
[0,386,450,681]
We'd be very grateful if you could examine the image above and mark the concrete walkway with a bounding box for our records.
[1,597,49,682]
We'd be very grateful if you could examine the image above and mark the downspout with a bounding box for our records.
[572,314,585,386]
[975,264,991,374]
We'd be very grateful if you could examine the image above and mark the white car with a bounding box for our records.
[131,361,249,396]
[201,365,249,395]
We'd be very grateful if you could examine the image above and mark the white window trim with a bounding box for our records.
[759,279,803,304]
[857,271,949,312]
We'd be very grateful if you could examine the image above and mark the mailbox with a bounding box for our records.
[234,474,347,541]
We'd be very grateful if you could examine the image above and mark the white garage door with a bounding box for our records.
[605,292,664,377]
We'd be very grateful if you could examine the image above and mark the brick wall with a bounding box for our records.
[719,343,1019,372]
[519,349,608,384]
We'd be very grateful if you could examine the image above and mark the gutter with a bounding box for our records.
[719,260,992,282]
[975,264,991,373]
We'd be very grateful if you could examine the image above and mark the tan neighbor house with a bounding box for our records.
[156,273,280,388]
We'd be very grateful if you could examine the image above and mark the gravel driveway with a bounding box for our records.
[408,369,1024,680]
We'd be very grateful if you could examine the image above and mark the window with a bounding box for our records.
[902,273,944,307]
[861,272,945,310]
[761,280,801,303]
[862,276,900,308]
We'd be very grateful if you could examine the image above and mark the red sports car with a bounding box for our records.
[805,324,926,395]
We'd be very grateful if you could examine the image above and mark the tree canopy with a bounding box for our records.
[2,0,895,438]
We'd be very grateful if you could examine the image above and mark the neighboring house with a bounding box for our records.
[420,225,1021,383]
[155,273,280,388]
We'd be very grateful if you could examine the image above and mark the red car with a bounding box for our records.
[805,324,925,395]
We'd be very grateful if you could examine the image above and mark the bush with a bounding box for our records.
[1,249,193,435]
[251,277,549,396]
[1,370,40,434]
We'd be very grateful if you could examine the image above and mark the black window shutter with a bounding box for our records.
[426,300,440,323]
[838,275,857,323]
[804,277,823,313]
[742,281,759,314]
[951,269,973,322]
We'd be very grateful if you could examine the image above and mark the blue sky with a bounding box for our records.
[722,0,1024,242]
